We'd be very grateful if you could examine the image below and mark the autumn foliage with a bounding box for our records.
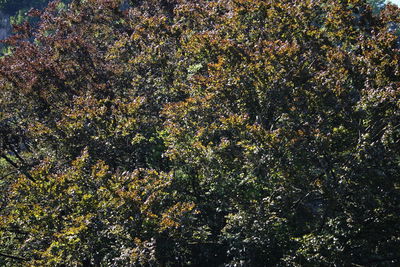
[0,0,400,265]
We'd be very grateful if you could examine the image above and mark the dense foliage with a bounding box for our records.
[0,0,399,265]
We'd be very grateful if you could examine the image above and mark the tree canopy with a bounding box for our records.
[0,0,399,266]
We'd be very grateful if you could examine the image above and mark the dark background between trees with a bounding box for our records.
[0,0,56,15]
[0,0,399,266]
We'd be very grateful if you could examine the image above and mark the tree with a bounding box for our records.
[0,0,399,265]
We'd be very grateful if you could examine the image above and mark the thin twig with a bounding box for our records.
[0,252,28,261]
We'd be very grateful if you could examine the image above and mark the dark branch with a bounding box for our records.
[0,154,36,182]
[0,252,28,261]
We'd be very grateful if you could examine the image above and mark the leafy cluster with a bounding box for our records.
[0,0,400,266]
